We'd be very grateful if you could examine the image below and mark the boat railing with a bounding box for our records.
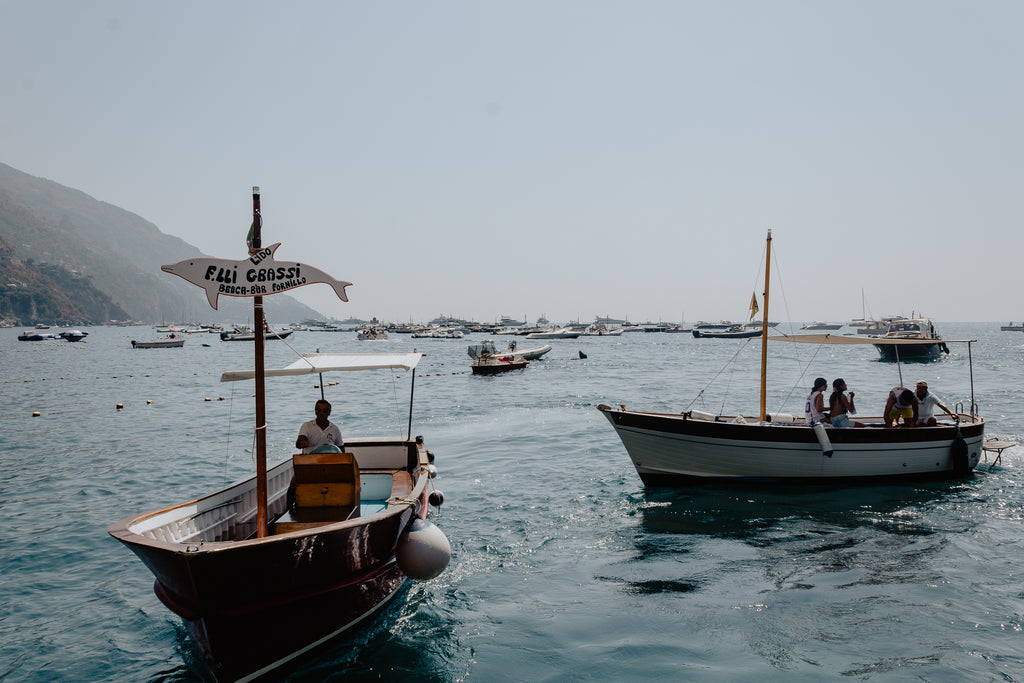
[133,461,293,545]
[236,468,292,527]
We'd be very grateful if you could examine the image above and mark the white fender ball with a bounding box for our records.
[396,518,451,581]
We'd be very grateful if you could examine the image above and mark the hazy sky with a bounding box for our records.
[3,1,1021,324]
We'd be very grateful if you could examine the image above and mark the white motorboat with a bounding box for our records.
[467,340,529,374]
[801,321,843,330]
[469,339,550,361]
[526,327,580,339]
[412,327,464,339]
[872,318,949,361]
[582,323,623,336]
[59,330,89,342]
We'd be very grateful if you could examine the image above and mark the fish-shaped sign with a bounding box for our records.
[162,243,352,310]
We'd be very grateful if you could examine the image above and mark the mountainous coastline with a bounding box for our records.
[0,162,322,326]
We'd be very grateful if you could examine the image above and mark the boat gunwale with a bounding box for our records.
[108,446,429,553]
[597,404,986,444]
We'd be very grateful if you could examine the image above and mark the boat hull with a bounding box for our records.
[177,562,405,682]
[515,345,552,360]
[598,405,984,484]
[131,339,185,348]
[525,330,580,339]
[219,329,294,342]
[691,328,763,339]
[109,440,432,682]
[471,359,529,374]
[873,342,946,361]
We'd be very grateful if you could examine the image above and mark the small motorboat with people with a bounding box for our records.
[871,318,949,361]
[583,322,623,336]
[599,230,986,485]
[468,340,529,374]
[110,187,450,682]
[59,330,89,342]
[485,339,551,361]
[356,326,388,340]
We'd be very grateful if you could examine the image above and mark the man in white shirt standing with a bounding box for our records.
[295,399,344,453]
[914,380,956,427]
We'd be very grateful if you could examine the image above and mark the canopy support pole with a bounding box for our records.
[968,340,977,416]
[759,229,772,422]
[408,370,416,440]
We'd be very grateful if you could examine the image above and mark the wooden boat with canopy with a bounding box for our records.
[108,188,450,681]
[599,230,986,485]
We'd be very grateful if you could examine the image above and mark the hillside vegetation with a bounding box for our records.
[0,163,320,325]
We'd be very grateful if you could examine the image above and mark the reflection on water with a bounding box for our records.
[633,480,971,540]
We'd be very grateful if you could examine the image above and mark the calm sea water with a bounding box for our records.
[2,323,1023,681]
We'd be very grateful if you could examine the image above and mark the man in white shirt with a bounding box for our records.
[914,380,955,427]
[295,399,344,453]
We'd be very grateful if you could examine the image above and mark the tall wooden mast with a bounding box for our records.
[759,229,772,422]
[251,187,269,538]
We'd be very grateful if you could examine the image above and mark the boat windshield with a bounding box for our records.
[468,341,497,358]
[887,322,922,333]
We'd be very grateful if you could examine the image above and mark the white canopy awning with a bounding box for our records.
[221,352,423,382]
[767,334,974,345]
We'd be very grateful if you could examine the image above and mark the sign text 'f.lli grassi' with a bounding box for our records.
[161,243,352,310]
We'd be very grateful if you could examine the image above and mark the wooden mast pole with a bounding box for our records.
[759,229,772,422]
[252,186,269,538]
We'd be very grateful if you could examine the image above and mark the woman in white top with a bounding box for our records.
[805,377,829,425]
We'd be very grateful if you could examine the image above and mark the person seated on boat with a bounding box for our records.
[295,399,344,453]
[828,378,864,428]
[913,380,956,426]
[884,387,919,428]
[804,377,831,425]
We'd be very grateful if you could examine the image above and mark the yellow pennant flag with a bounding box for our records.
[749,292,759,321]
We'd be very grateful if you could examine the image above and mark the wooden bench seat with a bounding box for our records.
[292,451,360,507]
[271,505,360,534]
[271,466,416,535]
